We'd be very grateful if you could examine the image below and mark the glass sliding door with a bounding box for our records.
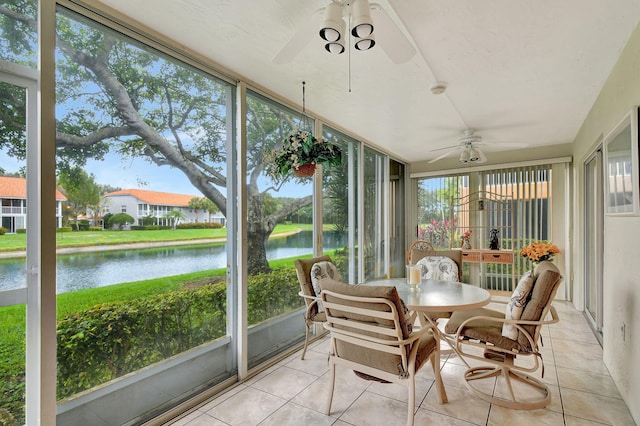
[322,126,360,283]
[585,149,604,340]
[50,7,237,424]
[363,147,387,280]
[245,90,310,368]
[389,160,406,278]
[0,64,36,426]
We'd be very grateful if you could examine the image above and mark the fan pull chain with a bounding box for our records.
[348,14,352,92]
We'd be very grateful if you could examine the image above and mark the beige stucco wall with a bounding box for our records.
[572,20,640,423]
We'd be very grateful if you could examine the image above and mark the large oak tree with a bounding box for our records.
[0,1,313,274]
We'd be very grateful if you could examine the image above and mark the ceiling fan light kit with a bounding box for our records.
[320,0,375,54]
[468,146,480,162]
[459,149,471,163]
[320,2,344,43]
[354,33,375,50]
[351,0,374,38]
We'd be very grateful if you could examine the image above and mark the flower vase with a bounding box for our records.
[461,239,471,250]
[293,163,316,177]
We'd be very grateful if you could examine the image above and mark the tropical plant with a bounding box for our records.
[165,209,186,230]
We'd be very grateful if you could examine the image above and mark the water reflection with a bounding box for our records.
[0,230,343,293]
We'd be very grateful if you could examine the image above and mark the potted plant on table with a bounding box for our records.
[264,130,342,179]
[520,241,560,263]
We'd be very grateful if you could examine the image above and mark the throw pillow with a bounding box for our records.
[502,272,534,340]
[415,256,459,282]
[310,261,342,313]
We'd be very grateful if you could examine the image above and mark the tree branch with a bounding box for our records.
[56,126,136,148]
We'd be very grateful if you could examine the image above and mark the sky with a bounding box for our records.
[0,150,310,199]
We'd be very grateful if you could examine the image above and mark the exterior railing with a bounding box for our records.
[1,206,26,215]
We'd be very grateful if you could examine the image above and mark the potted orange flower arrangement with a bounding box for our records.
[520,241,560,263]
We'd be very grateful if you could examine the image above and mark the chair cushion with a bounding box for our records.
[444,308,521,352]
[416,256,459,282]
[310,261,342,312]
[319,278,411,338]
[502,272,534,340]
[517,261,562,350]
[294,256,331,317]
[319,278,431,378]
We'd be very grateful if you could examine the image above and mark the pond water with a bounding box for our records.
[0,230,345,294]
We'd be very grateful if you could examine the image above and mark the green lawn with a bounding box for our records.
[0,223,313,253]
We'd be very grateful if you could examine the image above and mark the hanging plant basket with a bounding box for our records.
[293,163,316,177]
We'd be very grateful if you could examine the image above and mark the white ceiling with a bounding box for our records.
[96,0,640,164]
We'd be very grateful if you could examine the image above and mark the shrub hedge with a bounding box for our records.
[0,226,7,235]
[56,268,301,399]
[130,225,172,231]
[176,222,223,229]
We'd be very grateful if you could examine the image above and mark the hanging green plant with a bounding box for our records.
[263,129,342,179]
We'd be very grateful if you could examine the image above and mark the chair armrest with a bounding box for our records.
[455,305,560,352]
[298,290,320,301]
[298,290,322,318]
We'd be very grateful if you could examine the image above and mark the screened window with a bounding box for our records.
[416,164,553,291]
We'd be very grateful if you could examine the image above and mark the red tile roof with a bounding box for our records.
[0,176,67,201]
[104,188,199,207]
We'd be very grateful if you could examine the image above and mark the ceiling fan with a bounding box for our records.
[273,0,416,65]
[428,129,528,164]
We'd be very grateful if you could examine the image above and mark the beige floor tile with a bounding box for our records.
[562,388,635,425]
[421,382,490,424]
[338,390,413,426]
[557,367,622,398]
[414,407,484,425]
[308,335,331,353]
[290,367,369,417]
[283,349,329,377]
[259,402,335,426]
[251,365,320,400]
[196,384,247,412]
[365,374,433,406]
[549,327,600,345]
[174,411,228,426]
[487,405,565,426]
[204,387,286,425]
[554,351,609,376]
[564,414,619,425]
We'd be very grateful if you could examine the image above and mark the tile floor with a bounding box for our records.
[166,301,636,426]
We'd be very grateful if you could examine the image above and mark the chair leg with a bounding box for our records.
[430,352,448,404]
[301,322,311,360]
[325,358,336,416]
[407,374,415,426]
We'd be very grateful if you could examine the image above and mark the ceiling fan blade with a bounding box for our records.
[428,148,458,164]
[370,5,416,64]
[429,144,460,152]
[273,8,324,64]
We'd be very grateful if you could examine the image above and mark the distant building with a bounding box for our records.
[0,176,67,233]
[101,188,226,228]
